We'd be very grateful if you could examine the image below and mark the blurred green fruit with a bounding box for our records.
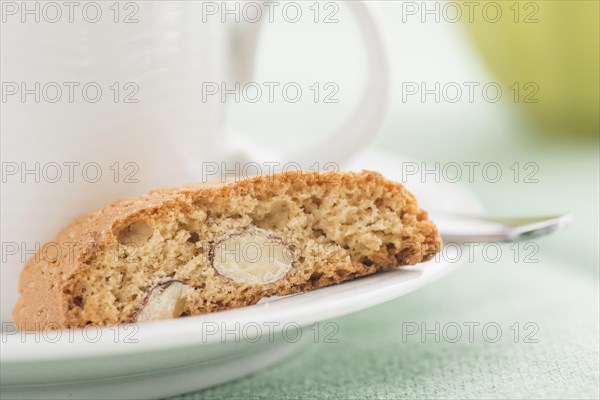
[460,0,599,136]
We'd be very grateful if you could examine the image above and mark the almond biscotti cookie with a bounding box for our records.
[13,170,441,329]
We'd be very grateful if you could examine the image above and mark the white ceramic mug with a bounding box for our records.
[0,1,389,322]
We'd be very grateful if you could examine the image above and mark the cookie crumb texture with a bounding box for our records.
[13,171,441,328]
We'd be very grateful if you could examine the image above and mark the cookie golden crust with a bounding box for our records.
[13,170,441,329]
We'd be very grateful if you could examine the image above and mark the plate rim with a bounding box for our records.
[1,259,461,364]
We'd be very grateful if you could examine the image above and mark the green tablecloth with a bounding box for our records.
[170,126,599,399]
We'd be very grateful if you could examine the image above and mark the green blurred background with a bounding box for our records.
[461,0,599,136]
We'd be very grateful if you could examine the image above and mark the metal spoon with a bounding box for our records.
[432,213,573,243]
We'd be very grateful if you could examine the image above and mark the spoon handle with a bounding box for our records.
[432,213,572,243]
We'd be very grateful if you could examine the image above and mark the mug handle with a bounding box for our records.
[228,1,390,167]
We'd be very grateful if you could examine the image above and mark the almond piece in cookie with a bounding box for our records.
[211,227,294,285]
[13,170,442,329]
[136,280,191,322]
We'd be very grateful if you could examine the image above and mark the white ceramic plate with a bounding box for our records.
[0,150,483,400]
